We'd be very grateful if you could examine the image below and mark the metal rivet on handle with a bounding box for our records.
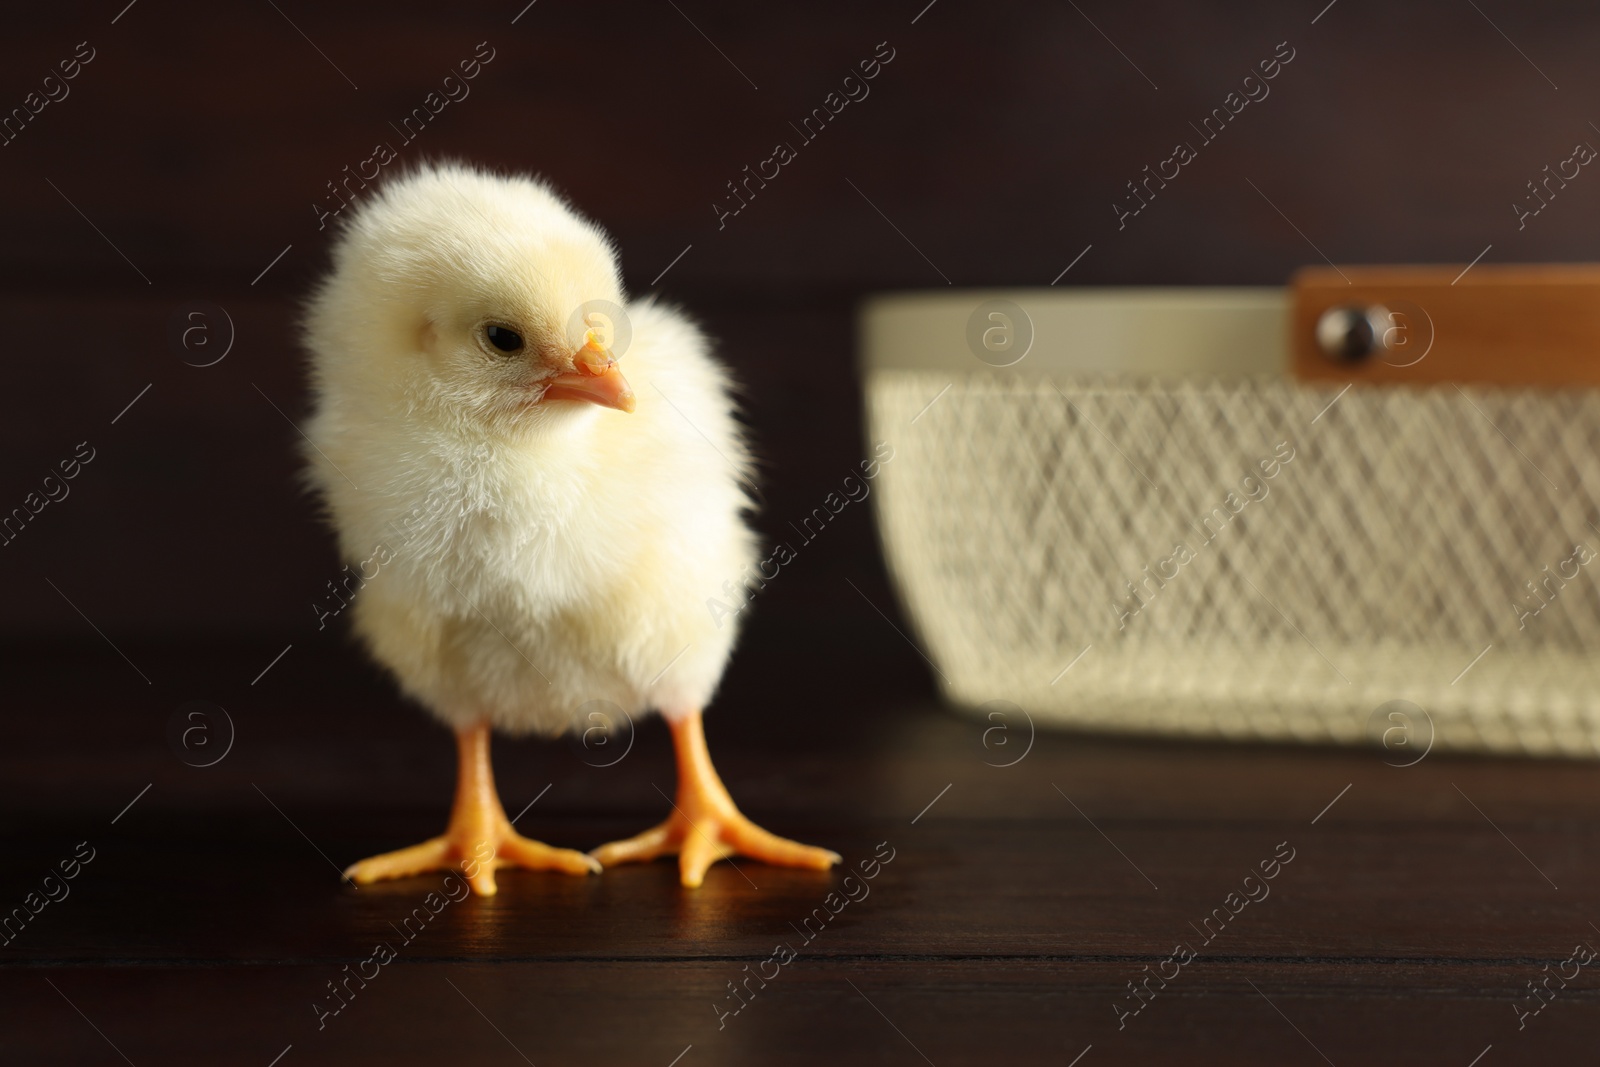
[1315,304,1392,362]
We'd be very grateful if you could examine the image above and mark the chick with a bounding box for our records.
[301,163,838,894]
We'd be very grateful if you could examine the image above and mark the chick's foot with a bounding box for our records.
[588,709,840,888]
[344,824,598,896]
[343,722,598,896]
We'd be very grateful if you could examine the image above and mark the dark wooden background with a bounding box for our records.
[7,2,1600,1064]
[7,0,1600,641]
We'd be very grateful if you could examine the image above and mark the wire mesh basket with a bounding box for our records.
[862,288,1600,758]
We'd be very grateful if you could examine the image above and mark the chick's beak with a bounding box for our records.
[541,331,636,413]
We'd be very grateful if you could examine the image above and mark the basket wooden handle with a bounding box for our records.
[1291,264,1600,387]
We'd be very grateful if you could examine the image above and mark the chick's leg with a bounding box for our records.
[344,721,599,896]
[589,709,840,888]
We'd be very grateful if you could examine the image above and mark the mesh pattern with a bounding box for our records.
[867,371,1600,757]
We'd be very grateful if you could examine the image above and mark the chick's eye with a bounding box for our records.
[484,325,523,353]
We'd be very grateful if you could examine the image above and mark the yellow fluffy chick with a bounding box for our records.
[301,162,838,893]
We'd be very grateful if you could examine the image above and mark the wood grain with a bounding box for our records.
[5,641,1600,1063]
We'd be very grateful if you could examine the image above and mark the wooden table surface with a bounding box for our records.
[4,639,1600,1066]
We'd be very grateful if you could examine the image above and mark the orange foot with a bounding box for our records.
[344,722,598,896]
[589,709,840,888]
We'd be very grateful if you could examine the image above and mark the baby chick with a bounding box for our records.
[302,162,838,893]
